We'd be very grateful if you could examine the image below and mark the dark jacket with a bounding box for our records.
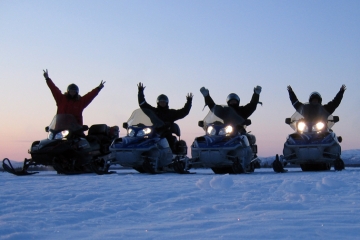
[46,78,101,125]
[288,89,345,116]
[138,90,192,125]
[204,92,260,120]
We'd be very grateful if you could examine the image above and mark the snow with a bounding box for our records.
[1,150,360,239]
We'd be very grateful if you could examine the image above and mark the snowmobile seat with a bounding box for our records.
[88,124,111,147]
[173,140,187,155]
[88,124,109,136]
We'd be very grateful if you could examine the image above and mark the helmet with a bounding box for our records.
[157,94,169,103]
[226,93,240,105]
[67,83,79,93]
[309,91,322,104]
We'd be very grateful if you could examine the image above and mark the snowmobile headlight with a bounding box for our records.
[313,122,325,131]
[297,121,307,132]
[219,125,233,136]
[48,130,70,140]
[128,128,135,137]
[137,127,152,137]
[207,126,216,135]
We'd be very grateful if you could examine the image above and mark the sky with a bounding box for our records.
[1,0,359,161]
[2,153,360,239]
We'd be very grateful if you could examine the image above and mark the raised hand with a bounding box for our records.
[186,92,193,101]
[287,85,293,92]
[138,82,146,92]
[43,69,49,80]
[254,85,262,94]
[200,87,209,97]
[340,84,346,91]
[98,80,106,90]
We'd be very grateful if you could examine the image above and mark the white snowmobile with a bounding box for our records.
[273,105,344,172]
[109,108,190,174]
[191,105,260,174]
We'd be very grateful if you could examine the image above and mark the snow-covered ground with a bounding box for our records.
[1,151,360,239]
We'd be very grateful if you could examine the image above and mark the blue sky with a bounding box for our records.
[1,0,359,160]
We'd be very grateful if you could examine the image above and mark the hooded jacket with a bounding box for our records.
[46,78,101,125]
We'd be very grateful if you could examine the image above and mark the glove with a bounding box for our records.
[186,92,193,101]
[98,80,106,90]
[254,85,262,94]
[43,69,49,80]
[200,87,209,97]
[138,82,146,92]
[287,85,293,92]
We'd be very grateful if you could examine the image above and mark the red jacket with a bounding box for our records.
[46,79,101,125]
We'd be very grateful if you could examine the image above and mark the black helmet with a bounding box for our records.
[226,93,240,106]
[67,83,79,93]
[157,94,169,103]
[309,91,322,104]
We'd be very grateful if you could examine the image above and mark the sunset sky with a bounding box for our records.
[1,0,359,161]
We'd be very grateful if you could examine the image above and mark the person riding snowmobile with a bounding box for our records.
[199,85,262,125]
[287,85,346,120]
[43,69,105,125]
[137,82,193,151]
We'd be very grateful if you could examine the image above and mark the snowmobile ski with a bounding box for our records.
[2,158,39,176]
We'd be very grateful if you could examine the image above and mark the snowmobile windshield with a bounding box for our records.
[289,108,336,131]
[48,114,83,132]
[126,108,165,129]
[202,105,246,130]
[296,104,330,123]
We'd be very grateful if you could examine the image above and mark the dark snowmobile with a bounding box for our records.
[109,108,190,174]
[191,105,260,174]
[2,114,119,175]
[273,105,344,173]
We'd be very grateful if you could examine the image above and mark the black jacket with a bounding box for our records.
[288,89,345,116]
[204,92,260,119]
[138,90,192,125]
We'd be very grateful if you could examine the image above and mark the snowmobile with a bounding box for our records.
[273,105,344,173]
[2,114,119,175]
[191,105,260,174]
[109,108,190,174]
